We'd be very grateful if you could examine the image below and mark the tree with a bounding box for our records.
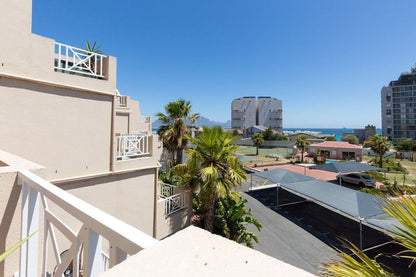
[156,99,200,165]
[232,129,239,137]
[326,136,337,141]
[213,192,262,248]
[368,134,391,169]
[396,138,416,152]
[173,126,246,231]
[262,128,274,141]
[341,134,359,145]
[323,193,416,276]
[252,133,264,155]
[295,135,309,162]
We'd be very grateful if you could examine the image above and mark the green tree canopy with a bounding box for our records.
[341,134,359,145]
[262,128,274,140]
[396,138,416,152]
[213,192,262,248]
[173,126,246,231]
[156,99,200,165]
[326,136,337,141]
[252,133,264,155]
[368,134,391,169]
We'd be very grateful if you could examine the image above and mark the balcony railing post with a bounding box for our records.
[84,229,103,277]
[19,180,40,277]
[109,245,128,269]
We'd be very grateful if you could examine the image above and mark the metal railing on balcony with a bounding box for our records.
[116,96,127,107]
[117,133,151,160]
[164,192,187,216]
[17,170,158,277]
[158,183,188,216]
[55,42,106,78]
[143,116,151,124]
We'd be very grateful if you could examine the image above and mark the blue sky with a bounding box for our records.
[32,0,416,128]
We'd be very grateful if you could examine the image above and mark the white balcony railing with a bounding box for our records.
[117,134,151,160]
[116,96,127,107]
[55,42,106,78]
[164,192,187,216]
[143,116,151,124]
[18,170,158,277]
[158,182,175,198]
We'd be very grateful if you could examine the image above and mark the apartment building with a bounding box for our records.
[231,96,282,132]
[381,68,416,140]
[257,96,283,132]
[231,97,257,129]
[342,125,376,144]
[0,0,191,275]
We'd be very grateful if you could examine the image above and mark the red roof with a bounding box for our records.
[310,141,362,149]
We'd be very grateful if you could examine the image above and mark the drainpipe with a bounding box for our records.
[110,95,116,172]
[153,167,158,238]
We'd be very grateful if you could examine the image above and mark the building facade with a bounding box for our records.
[342,125,376,144]
[381,68,416,140]
[231,96,282,132]
[0,0,191,275]
[257,96,283,132]
[231,97,257,129]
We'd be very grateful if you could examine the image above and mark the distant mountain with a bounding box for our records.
[152,116,231,129]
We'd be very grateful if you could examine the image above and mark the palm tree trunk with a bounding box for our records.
[256,146,259,156]
[203,191,217,232]
[301,147,304,162]
[176,149,183,165]
[380,153,383,169]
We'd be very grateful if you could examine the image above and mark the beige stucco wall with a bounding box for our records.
[0,150,46,277]
[0,77,113,180]
[57,168,157,237]
[156,192,191,239]
[0,0,117,96]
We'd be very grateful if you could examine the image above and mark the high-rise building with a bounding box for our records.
[381,67,416,140]
[231,96,283,132]
[231,97,256,129]
[257,96,283,132]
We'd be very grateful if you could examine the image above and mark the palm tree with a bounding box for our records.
[213,192,262,248]
[369,134,391,169]
[83,41,103,74]
[323,194,416,276]
[174,126,246,231]
[295,135,309,162]
[252,133,264,155]
[156,99,200,165]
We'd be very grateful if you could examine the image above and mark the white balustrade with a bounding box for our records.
[143,116,151,124]
[18,170,158,277]
[55,42,106,78]
[164,192,187,216]
[117,134,151,159]
[116,96,127,107]
[158,182,174,198]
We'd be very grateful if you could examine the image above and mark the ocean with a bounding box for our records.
[152,126,382,141]
[283,128,382,141]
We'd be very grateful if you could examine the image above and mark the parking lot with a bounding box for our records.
[240,173,416,276]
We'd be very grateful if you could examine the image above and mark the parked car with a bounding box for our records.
[336,173,376,187]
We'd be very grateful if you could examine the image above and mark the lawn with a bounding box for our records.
[235,146,293,164]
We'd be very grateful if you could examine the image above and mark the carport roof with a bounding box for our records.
[310,161,382,173]
[253,168,403,234]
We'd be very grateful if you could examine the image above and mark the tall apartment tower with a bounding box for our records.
[231,96,283,132]
[381,67,416,140]
[231,97,257,129]
[257,96,283,132]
